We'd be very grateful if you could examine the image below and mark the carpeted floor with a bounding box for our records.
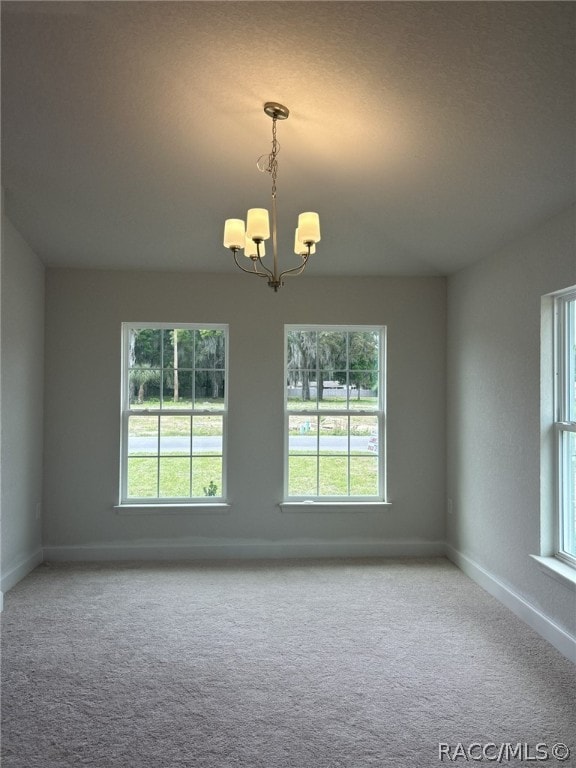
[1,557,575,767]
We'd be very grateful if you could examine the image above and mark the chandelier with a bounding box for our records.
[223,102,320,292]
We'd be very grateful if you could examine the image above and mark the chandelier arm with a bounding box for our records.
[278,253,310,282]
[253,255,275,280]
[254,240,276,280]
[232,249,272,279]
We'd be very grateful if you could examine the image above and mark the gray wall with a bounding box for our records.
[43,270,447,557]
[447,205,576,638]
[1,213,45,590]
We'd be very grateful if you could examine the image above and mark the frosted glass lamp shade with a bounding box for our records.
[297,212,320,244]
[224,219,245,250]
[246,208,270,241]
[294,228,316,256]
[245,236,265,258]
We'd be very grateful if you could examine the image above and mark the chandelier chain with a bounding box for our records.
[270,115,278,199]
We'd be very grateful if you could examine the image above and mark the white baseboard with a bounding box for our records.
[446,545,576,664]
[43,539,445,562]
[0,548,44,598]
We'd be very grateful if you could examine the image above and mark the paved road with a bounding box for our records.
[130,436,223,453]
[129,435,377,453]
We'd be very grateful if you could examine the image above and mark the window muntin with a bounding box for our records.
[285,326,385,501]
[121,324,227,504]
[555,292,576,565]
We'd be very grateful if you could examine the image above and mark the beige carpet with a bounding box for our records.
[1,557,575,767]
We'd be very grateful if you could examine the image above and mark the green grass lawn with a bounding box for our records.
[288,414,377,436]
[131,399,224,416]
[287,396,378,411]
[127,450,378,499]
[288,454,378,496]
[127,455,222,498]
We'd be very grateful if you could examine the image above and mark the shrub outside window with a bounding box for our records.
[285,326,386,501]
[120,323,227,504]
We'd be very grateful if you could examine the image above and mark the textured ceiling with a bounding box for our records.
[2,1,575,277]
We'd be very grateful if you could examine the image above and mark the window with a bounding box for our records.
[120,324,227,504]
[555,292,576,565]
[285,326,386,501]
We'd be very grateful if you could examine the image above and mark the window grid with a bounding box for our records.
[555,292,576,566]
[284,326,386,501]
[120,324,227,505]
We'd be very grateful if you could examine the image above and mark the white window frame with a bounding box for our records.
[119,322,228,507]
[283,325,386,503]
[554,291,576,567]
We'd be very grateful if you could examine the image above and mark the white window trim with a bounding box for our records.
[554,290,576,568]
[118,322,228,507]
[530,555,576,591]
[114,503,231,514]
[279,501,392,512]
[283,324,387,503]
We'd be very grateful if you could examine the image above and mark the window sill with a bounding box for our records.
[115,503,231,515]
[279,501,392,513]
[530,555,576,591]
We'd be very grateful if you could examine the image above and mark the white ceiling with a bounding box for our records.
[2,1,575,277]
